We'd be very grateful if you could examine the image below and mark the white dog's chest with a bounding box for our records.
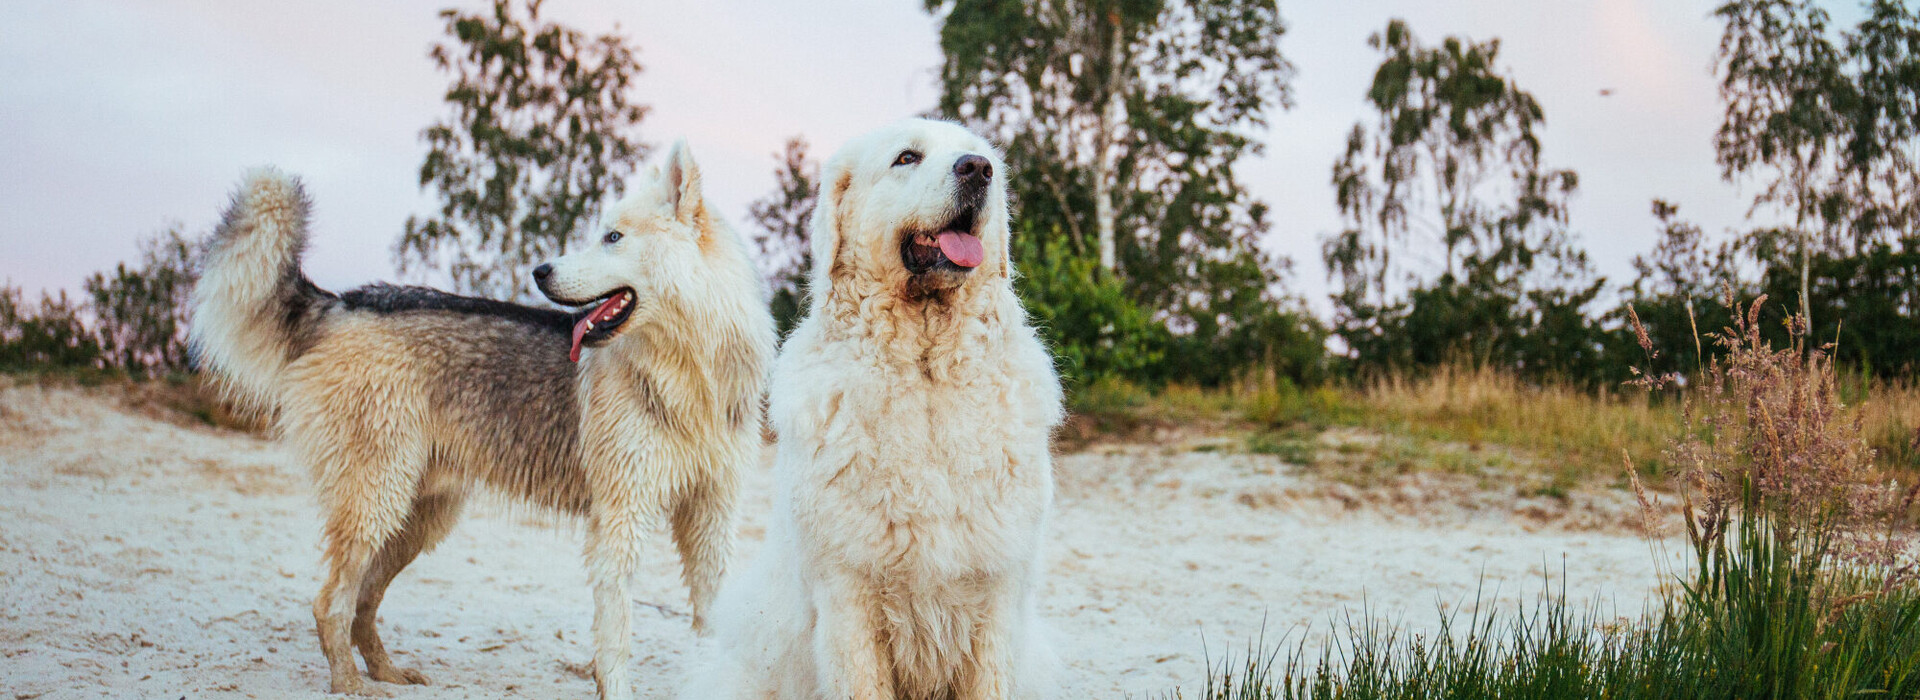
[788,373,1054,579]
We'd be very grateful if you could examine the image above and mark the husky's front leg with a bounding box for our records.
[584,500,648,700]
[669,468,737,633]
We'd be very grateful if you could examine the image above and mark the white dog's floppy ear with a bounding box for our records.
[806,152,852,306]
[664,139,706,225]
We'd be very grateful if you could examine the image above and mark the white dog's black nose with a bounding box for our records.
[532,263,553,283]
[954,155,992,188]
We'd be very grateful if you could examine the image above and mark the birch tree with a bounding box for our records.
[398,0,649,298]
[1715,0,1920,326]
[928,0,1309,384]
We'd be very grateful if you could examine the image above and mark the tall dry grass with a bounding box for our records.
[1353,365,1681,480]
[1849,376,1920,473]
[1070,360,1918,487]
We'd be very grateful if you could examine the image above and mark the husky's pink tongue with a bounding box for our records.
[569,294,627,363]
[937,231,984,268]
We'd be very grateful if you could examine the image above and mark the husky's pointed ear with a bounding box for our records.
[806,151,853,308]
[664,139,706,225]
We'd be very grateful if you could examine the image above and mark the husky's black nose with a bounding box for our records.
[532,263,553,283]
[954,154,992,189]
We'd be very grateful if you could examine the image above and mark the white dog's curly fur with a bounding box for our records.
[683,119,1064,699]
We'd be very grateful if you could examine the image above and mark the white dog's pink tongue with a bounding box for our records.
[937,232,984,268]
[569,295,625,363]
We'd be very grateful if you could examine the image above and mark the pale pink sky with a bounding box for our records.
[1,1,1810,312]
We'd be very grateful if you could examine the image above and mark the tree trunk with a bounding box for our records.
[1801,229,1812,328]
[1796,169,1812,330]
[1093,20,1124,274]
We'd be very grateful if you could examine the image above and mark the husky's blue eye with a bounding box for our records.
[604,231,624,244]
[893,150,922,167]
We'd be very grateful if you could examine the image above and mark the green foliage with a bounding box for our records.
[1159,262,1329,390]
[1015,235,1165,390]
[1617,198,1920,383]
[1168,580,1920,699]
[397,0,649,298]
[748,136,817,339]
[83,226,198,377]
[1327,19,1605,386]
[1351,276,1611,385]
[927,0,1307,387]
[1754,236,1920,374]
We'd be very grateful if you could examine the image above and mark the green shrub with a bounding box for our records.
[84,226,198,377]
[1016,236,1166,391]
[4,227,199,377]
[0,286,103,371]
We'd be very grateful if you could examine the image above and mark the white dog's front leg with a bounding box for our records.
[958,582,1027,700]
[811,570,891,700]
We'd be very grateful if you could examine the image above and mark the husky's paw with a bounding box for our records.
[368,664,431,686]
[328,675,391,697]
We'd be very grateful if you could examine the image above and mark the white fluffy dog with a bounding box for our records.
[683,119,1064,699]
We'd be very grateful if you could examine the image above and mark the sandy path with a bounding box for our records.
[0,386,1679,698]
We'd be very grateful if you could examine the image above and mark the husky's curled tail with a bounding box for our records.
[188,168,333,416]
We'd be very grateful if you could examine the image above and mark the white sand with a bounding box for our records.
[0,385,1681,698]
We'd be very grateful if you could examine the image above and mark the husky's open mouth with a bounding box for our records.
[901,205,984,275]
[560,288,635,362]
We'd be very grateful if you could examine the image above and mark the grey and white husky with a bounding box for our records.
[189,142,774,699]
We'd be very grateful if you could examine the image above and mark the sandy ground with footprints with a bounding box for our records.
[1,383,1683,698]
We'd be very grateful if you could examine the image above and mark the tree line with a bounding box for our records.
[8,0,1918,393]
[756,0,1920,391]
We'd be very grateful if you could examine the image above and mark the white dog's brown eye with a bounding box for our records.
[603,230,623,244]
[893,150,922,167]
